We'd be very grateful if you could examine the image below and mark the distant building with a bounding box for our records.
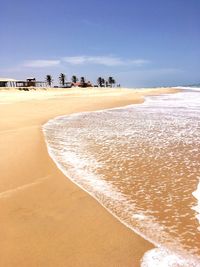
[0,78,17,87]
[27,78,36,87]
[0,77,46,87]
[63,82,73,88]
[73,81,93,88]
[16,78,46,87]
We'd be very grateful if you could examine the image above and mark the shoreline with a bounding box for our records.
[0,87,179,267]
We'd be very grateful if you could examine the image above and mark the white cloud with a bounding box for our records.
[63,56,88,65]
[24,60,60,68]
[63,56,150,66]
[128,59,150,66]
[21,56,149,68]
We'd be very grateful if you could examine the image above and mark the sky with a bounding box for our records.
[0,0,200,87]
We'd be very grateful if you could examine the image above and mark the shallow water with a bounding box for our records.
[43,89,200,266]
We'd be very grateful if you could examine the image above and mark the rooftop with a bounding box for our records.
[0,78,17,82]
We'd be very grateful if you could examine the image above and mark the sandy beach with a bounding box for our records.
[0,87,178,267]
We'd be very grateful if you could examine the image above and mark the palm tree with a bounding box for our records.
[80,76,85,83]
[46,75,53,87]
[108,76,116,87]
[97,77,106,87]
[59,73,66,87]
[108,76,113,87]
[80,77,86,87]
[97,77,103,87]
[71,75,78,84]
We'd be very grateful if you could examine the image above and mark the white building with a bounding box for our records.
[0,78,17,87]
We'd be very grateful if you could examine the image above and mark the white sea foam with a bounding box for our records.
[141,247,200,267]
[175,86,200,91]
[192,178,200,231]
[43,90,200,266]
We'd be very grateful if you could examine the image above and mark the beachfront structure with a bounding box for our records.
[0,78,17,87]
[0,77,46,87]
[16,78,46,87]
[73,81,93,87]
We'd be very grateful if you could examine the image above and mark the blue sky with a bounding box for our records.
[0,0,199,87]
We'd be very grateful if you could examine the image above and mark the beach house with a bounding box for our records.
[16,78,46,87]
[0,77,46,88]
[0,78,17,87]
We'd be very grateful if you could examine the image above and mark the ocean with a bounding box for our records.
[43,87,200,267]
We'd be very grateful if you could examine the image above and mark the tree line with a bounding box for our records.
[97,77,116,87]
[45,73,117,87]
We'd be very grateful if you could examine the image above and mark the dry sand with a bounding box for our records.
[0,87,179,267]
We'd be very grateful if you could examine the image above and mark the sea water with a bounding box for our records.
[43,88,200,266]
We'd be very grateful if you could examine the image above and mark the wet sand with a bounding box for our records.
[0,87,178,267]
